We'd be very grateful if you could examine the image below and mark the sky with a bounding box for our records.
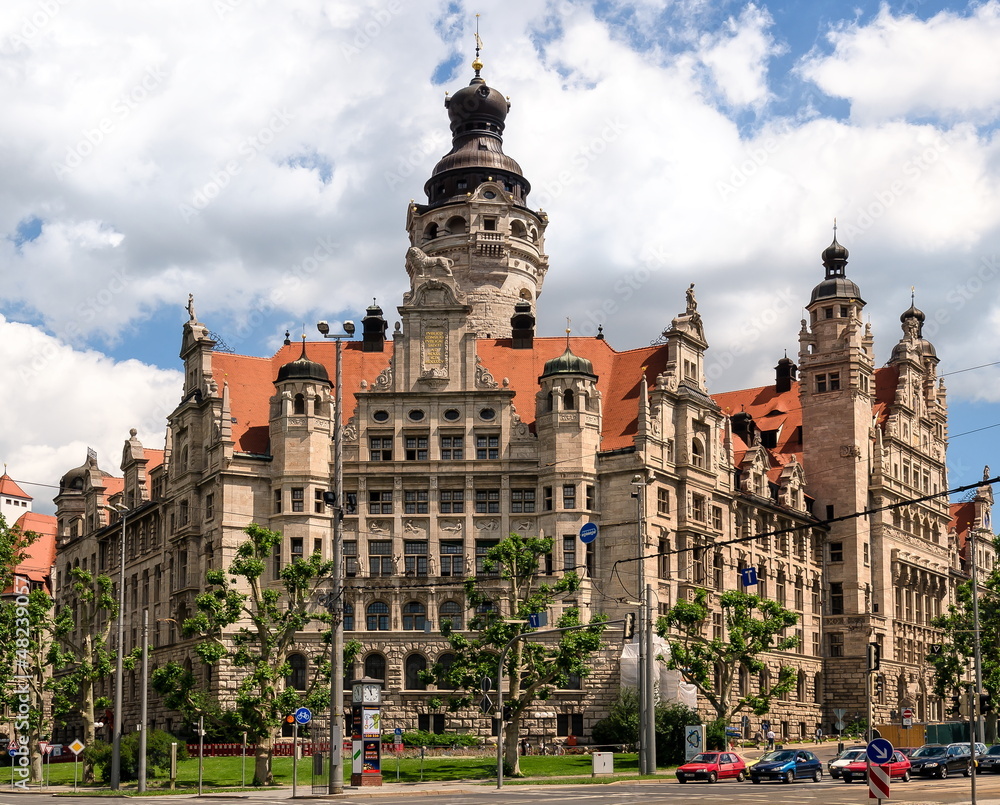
[2,0,999,514]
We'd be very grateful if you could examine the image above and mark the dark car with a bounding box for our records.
[675,752,747,783]
[908,744,972,779]
[749,749,823,784]
[978,745,1000,773]
[842,751,911,783]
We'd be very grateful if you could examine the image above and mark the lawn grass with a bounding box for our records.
[15,751,653,790]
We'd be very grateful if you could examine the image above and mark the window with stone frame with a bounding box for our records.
[691,493,706,521]
[205,494,214,520]
[286,653,307,690]
[402,601,426,630]
[711,505,723,530]
[368,540,393,576]
[369,436,393,461]
[562,484,577,509]
[828,632,844,657]
[543,486,553,510]
[368,490,392,515]
[404,541,428,576]
[712,612,723,640]
[475,433,499,459]
[440,541,463,576]
[366,603,390,631]
[364,652,387,679]
[475,489,500,514]
[404,490,429,514]
[775,570,786,606]
[794,576,804,610]
[476,540,499,576]
[511,488,536,512]
[405,435,428,461]
[829,581,844,615]
[556,713,584,737]
[343,603,354,631]
[404,653,427,688]
[586,484,595,509]
[829,541,844,562]
[439,489,464,513]
[440,434,463,460]
[314,489,325,513]
[439,600,464,631]
[291,488,304,512]
[344,541,358,577]
[691,438,706,468]
[563,535,577,572]
[657,487,670,515]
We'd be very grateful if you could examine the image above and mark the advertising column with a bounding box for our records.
[350,678,383,787]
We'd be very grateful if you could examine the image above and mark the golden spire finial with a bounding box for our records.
[472,14,484,75]
[565,317,572,348]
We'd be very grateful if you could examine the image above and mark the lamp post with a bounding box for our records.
[103,502,128,791]
[631,475,655,774]
[138,609,148,792]
[317,319,355,795]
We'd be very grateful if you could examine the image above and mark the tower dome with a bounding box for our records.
[276,340,331,385]
[540,345,597,380]
[810,230,864,304]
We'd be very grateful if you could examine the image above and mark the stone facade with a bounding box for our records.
[50,58,995,749]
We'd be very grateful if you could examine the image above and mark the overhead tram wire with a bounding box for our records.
[610,474,1000,602]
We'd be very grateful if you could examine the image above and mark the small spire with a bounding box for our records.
[283,330,291,346]
[565,317,571,348]
[472,14,484,76]
[833,217,837,238]
[911,285,915,305]
[596,324,605,340]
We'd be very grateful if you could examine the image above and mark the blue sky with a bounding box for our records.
[1,0,998,511]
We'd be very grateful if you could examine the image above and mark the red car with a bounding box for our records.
[842,751,911,783]
[676,751,747,783]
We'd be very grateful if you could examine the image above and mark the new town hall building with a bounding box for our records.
[51,56,994,746]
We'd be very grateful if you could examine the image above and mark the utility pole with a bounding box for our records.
[631,475,651,774]
[138,610,149,792]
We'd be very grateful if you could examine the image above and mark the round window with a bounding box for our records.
[479,407,496,421]
[372,410,390,422]
[483,190,497,199]
[408,409,426,422]
[443,409,461,421]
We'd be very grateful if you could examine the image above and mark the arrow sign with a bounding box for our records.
[866,737,894,764]
[294,707,312,725]
[579,522,598,544]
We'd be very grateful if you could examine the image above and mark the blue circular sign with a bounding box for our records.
[579,522,598,544]
[866,737,894,764]
[294,707,312,725]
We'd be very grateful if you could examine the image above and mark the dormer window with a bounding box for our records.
[483,218,497,231]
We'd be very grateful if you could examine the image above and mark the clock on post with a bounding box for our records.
[350,677,383,786]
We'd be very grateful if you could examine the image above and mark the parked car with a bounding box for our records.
[896,746,919,758]
[908,744,972,778]
[675,752,747,783]
[842,751,911,783]
[977,745,1000,773]
[828,747,868,779]
[749,749,823,784]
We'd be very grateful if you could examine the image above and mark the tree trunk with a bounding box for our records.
[253,732,274,786]
[504,716,522,777]
[81,673,97,784]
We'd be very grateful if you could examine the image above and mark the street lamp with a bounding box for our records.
[631,475,655,774]
[103,502,128,791]
[317,318,355,795]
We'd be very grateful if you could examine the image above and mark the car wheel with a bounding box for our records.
[751,777,760,784]
[843,774,852,784]
[902,771,910,782]
[964,763,971,778]
[784,771,794,784]
[737,770,746,782]
[939,766,948,779]
[813,769,822,783]
[708,772,718,783]
[677,777,687,784]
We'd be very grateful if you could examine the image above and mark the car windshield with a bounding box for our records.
[765,751,796,762]
[912,746,947,758]
[690,753,720,763]
[838,750,866,761]
[988,746,1000,756]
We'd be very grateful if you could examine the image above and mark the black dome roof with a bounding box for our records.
[541,346,597,379]
[276,342,330,385]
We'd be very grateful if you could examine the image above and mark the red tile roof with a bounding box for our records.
[10,511,56,593]
[0,473,31,500]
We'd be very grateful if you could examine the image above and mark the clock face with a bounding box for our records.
[363,684,380,703]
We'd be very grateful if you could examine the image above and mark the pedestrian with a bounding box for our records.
[766,728,775,750]
[814,726,823,743]
[755,727,764,747]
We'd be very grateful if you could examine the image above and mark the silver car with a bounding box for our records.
[828,748,868,779]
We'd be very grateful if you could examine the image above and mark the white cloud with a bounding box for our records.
[799,2,1000,124]
[697,4,782,108]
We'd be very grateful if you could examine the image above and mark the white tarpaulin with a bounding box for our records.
[620,636,698,709]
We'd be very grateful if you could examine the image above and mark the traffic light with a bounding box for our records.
[872,675,884,697]
[502,705,513,722]
[951,696,962,716]
[623,612,636,640]
[868,641,881,672]
[981,694,993,714]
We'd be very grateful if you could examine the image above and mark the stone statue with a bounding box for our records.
[187,293,197,321]
[686,283,697,314]
[406,246,454,279]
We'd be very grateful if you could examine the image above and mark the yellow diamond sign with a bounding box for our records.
[69,739,85,755]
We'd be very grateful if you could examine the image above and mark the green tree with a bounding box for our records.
[425,532,606,777]
[47,567,123,783]
[150,523,335,786]
[655,588,799,740]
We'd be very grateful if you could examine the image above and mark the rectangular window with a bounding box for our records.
[475,433,500,460]
[711,505,723,531]
[863,542,870,566]
[713,612,723,641]
[205,494,214,520]
[794,583,804,611]
[404,541,428,576]
[368,490,392,515]
[812,632,821,657]
[829,542,844,562]
[511,489,536,513]
[418,714,445,734]
[291,488,304,512]
[344,541,358,577]
[691,494,706,522]
[657,488,670,515]
[476,540,499,576]
[440,541,464,576]
[291,537,304,562]
[179,500,189,525]
[562,484,577,509]
[658,539,670,579]
[562,535,577,572]
[585,484,595,509]
[369,436,393,461]
[829,371,841,391]
[556,713,584,737]
[272,542,281,579]
[475,489,500,514]
[315,489,325,513]
[404,490,429,514]
[543,486,553,511]
[440,434,464,460]
[439,490,465,513]
[405,436,428,461]
[828,632,844,657]
[830,582,844,615]
[368,540,393,576]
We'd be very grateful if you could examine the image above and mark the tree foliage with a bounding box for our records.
[655,588,799,731]
[425,533,606,776]
[150,523,336,786]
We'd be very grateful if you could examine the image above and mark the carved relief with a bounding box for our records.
[373,365,392,391]
[475,356,499,389]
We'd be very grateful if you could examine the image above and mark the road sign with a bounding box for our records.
[528,612,548,628]
[294,707,312,725]
[902,707,913,727]
[38,741,49,755]
[8,743,17,757]
[740,567,758,587]
[480,695,493,714]
[866,737,894,764]
[868,762,891,799]
[741,714,749,726]
[579,522,598,544]
[481,676,492,693]
[68,739,85,756]
[394,727,402,737]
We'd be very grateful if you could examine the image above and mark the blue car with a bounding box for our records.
[749,749,823,784]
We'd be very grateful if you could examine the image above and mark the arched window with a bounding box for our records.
[691,439,705,468]
[546,391,555,412]
[511,220,526,239]
[402,601,426,631]
[439,600,463,631]
[293,394,305,415]
[423,222,438,241]
[563,388,575,410]
[797,670,807,701]
[759,668,770,694]
[739,666,750,696]
[343,603,354,631]
[364,653,386,681]
[366,601,390,631]
[405,654,427,690]
[446,216,467,235]
[437,652,457,690]
[286,653,307,690]
[813,672,823,704]
[313,396,323,415]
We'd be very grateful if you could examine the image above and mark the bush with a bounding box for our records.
[86,730,188,782]
[592,688,639,748]
[655,702,703,766]
[396,731,480,748]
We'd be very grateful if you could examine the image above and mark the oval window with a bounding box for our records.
[443,409,461,421]
[479,408,496,421]
[408,409,426,422]
[372,410,390,423]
